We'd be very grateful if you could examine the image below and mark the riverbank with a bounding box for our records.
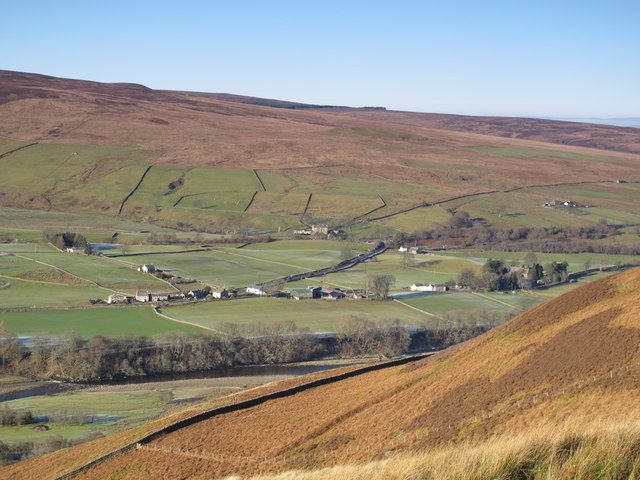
[0,358,365,465]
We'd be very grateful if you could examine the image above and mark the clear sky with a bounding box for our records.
[2,0,639,117]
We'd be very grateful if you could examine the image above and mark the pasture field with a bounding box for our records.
[377,204,451,232]
[0,307,204,337]
[0,207,191,244]
[0,245,170,294]
[109,240,369,288]
[0,279,108,309]
[163,297,431,333]
[399,292,524,319]
[0,143,152,214]
[286,251,479,292]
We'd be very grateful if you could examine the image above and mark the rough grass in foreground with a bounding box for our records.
[256,420,640,480]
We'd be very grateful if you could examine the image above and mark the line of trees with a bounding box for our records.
[0,320,492,383]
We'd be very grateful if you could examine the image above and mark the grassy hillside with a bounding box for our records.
[1,70,639,233]
[4,268,639,479]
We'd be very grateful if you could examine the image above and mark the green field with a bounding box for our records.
[287,251,478,292]
[0,278,108,309]
[0,307,204,337]
[0,244,170,296]
[163,296,434,333]
[109,240,370,288]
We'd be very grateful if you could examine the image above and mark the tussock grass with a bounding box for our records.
[254,420,640,480]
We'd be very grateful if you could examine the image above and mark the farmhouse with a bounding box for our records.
[137,264,156,273]
[211,289,229,299]
[135,291,151,302]
[246,285,267,296]
[410,283,449,292]
[398,246,408,252]
[65,247,84,254]
[106,293,131,304]
[311,224,329,235]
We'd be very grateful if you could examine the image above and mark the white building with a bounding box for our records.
[246,285,267,296]
[65,247,84,254]
[211,289,229,299]
[410,283,448,292]
[137,264,156,273]
[107,293,130,304]
[398,246,408,252]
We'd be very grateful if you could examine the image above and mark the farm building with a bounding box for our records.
[398,246,408,252]
[150,292,170,302]
[211,289,229,299]
[291,286,322,300]
[135,291,151,302]
[106,293,131,304]
[321,288,345,300]
[137,264,156,273]
[410,283,449,292]
[65,247,84,254]
[187,289,207,299]
[292,229,312,235]
[246,285,267,296]
[311,224,329,235]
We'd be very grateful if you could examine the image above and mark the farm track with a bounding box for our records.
[52,353,431,480]
[117,165,154,215]
[259,241,387,288]
[0,142,38,159]
[359,178,640,224]
[153,306,228,336]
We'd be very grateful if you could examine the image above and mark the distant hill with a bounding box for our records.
[1,69,639,157]
[6,267,640,479]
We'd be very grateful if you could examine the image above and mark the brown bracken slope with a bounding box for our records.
[5,267,639,479]
[1,69,639,177]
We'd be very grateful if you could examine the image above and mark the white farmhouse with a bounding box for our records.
[246,285,267,296]
[398,246,408,252]
[410,283,449,292]
[138,264,156,273]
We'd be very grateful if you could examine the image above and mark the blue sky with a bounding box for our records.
[2,1,638,116]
